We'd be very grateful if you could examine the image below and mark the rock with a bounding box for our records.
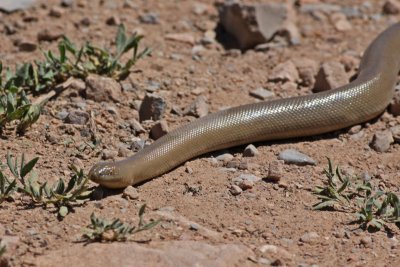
[249,87,274,100]
[269,60,299,83]
[102,149,118,160]
[389,90,400,115]
[266,160,283,182]
[215,153,234,163]
[293,58,318,86]
[348,125,362,135]
[229,184,243,196]
[139,93,166,122]
[139,12,159,24]
[49,6,64,17]
[165,33,195,45]
[360,236,373,248]
[238,180,254,190]
[278,149,316,165]
[390,125,400,142]
[0,0,36,13]
[129,119,146,135]
[146,80,161,92]
[37,29,64,42]
[183,96,209,118]
[243,144,259,157]
[232,173,261,184]
[64,110,89,125]
[117,145,130,157]
[18,41,37,52]
[57,110,69,120]
[85,74,121,103]
[131,139,145,152]
[35,241,253,267]
[150,120,169,140]
[360,171,371,181]
[371,131,394,152]
[299,3,341,14]
[192,3,211,15]
[61,0,74,7]
[122,186,139,200]
[331,13,352,31]
[383,0,400,15]
[313,61,348,92]
[299,232,319,244]
[106,15,121,26]
[218,1,299,50]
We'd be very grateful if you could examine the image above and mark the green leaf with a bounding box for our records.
[6,152,18,178]
[115,24,127,56]
[21,157,39,179]
[59,206,69,217]
[313,200,337,210]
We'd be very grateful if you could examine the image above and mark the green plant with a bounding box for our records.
[313,158,400,231]
[0,244,5,258]
[0,153,92,218]
[83,204,160,242]
[0,24,150,132]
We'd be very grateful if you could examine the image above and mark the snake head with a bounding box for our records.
[89,162,129,189]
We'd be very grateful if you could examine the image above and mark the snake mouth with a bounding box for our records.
[88,162,127,189]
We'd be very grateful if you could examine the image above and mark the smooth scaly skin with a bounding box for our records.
[89,23,400,189]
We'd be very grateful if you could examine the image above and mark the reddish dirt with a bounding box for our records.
[1,0,400,266]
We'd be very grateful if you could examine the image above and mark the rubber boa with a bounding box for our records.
[89,22,400,188]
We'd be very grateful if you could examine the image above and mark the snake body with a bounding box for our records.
[89,23,400,189]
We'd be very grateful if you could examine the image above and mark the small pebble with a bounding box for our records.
[229,184,243,196]
[348,125,362,135]
[249,88,275,100]
[313,61,348,92]
[232,173,261,184]
[215,153,234,163]
[238,180,254,190]
[383,0,400,15]
[390,125,400,142]
[139,93,166,122]
[49,6,64,17]
[371,131,394,152]
[106,15,120,25]
[139,12,159,24]
[150,120,169,140]
[243,144,259,157]
[183,95,209,118]
[269,60,299,83]
[278,149,316,165]
[300,232,320,244]
[122,186,139,200]
[266,160,283,182]
[360,236,373,248]
[64,110,89,125]
[18,41,37,52]
[102,149,118,160]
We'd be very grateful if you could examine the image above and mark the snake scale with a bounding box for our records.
[89,22,400,189]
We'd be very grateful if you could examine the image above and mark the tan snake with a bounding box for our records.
[89,22,400,189]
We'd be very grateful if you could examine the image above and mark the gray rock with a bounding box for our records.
[139,12,159,24]
[219,1,299,50]
[131,139,145,152]
[278,149,316,165]
[146,80,161,92]
[139,93,166,122]
[313,61,348,92]
[383,0,400,14]
[85,74,121,103]
[0,0,36,13]
[390,125,400,142]
[18,41,37,52]
[249,88,274,100]
[57,110,69,120]
[300,232,319,244]
[215,153,234,162]
[232,173,261,183]
[150,120,169,140]
[183,95,209,118]
[269,60,299,83]
[64,110,89,125]
[348,125,362,135]
[61,0,74,7]
[341,6,361,18]
[299,3,341,14]
[122,186,139,200]
[102,149,118,160]
[294,58,318,86]
[229,184,243,196]
[389,89,400,116]
[243,144,259,157]
[266,160,283,181]
[129,119,146,135]
[360,171,371,181]
[35,240,253,267]
[371,131,394,152]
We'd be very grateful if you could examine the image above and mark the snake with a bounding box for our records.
[88,22,400,189]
